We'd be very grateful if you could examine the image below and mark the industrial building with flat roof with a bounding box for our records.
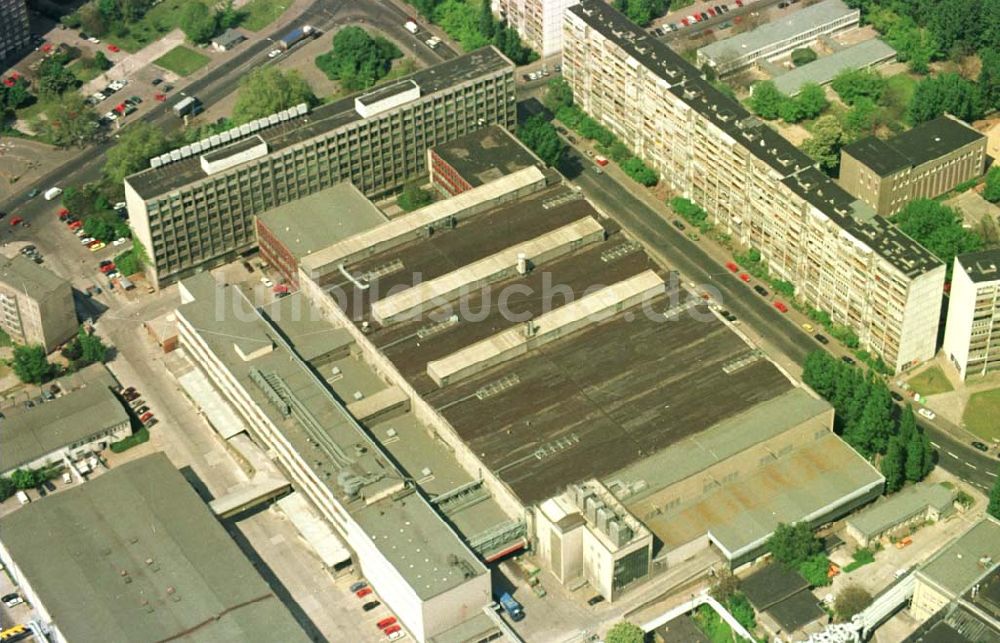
[428,125,543,196]
[0,453,310,643]
[255,182,389,288]
[772,38,896,96]
[841,115,987,216]
[846,482,956,548]
[697,0,860,74]
[944,250,1000,379]
[175,273,499,642]
[295,167,888,597]
[0,380,130,477]
[124,46,516,288]
[0,254,78,352]
[564,0,945,373]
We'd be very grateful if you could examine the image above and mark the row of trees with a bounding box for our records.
[408,0,536,65]
[11,328,109,386]
[907,72,985,124]
[747,82,829,124]
[315,27,403,91]
[612,0,668,27]
[802,351,935,484]
[178,0,241,44]
[516,114,565,167]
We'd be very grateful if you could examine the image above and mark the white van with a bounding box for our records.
[43,187,62,201]
[16,490,29,505]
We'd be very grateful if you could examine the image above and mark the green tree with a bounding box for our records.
[433,0,489,51]
[232,68,316,125]
[983,166,1000,203]
[791,47,817,66]
[314,26,403,90]
[801,114,845,172]
[36,95,100,149]
[748,81,785,120]
[612,0,668,26]
[545,77,574,113]
[478,0,495,39]
[398,182,433,211]
[605,621,644,643]
[217,0,241,30]
[37,59,79,97]
[94,50,113,71]
[12,344,53,385]
[103,122,170,184]
[843,97,881,141]
[492,21,536,65]
[989,470,1000,520]
[621,156,658,186]
[0,477,15,501]
[835,585,872,621]
[10,469,40,490]
[768,522,823,567]
[78,328,109,364]
[516,114,565,167]
[831,68,887,106]
[0,77,32,113]
[795,83,829,120]
[84,216,114,242]
[180,2,218,44]
[907,73,982,124]
[799,553,833,587]
[727,592,756,630]
[892,199,981,276]
[881,437,906,492]
[778,97,803,123]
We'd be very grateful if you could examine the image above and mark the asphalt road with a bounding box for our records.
[555,142,1000,490]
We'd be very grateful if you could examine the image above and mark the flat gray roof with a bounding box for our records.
[569,0,941,279]
[957,250,1000,284]
[257,182,388,262]
[177,274,486,599]
[0,384,128,472]
[918,517,1000,597]
[431,125,540,188]
[127,47,513,200]
[773,38,896,96]
[843,116,987,176]
[0,453,309,643]
[699,0,858,61]
[846,482,955,538]
[0,254,69,299]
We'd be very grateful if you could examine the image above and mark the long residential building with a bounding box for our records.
[493,0,580,57]
[943,250,1000,379]
[124,47,516,288]
[563,0,944,373]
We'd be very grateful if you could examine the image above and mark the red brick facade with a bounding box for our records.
[429,149,474,196]
[255,218,299,289]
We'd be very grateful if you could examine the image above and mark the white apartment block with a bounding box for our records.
[564,0,944,373]
[697,0,860,75]
[944,251,1000,379]
[0,255,77,352]
[494,0,580,57]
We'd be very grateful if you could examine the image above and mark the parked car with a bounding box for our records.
[725,261,738,272]
[261,276,274,288]
[753,285,767,296]
[814,334,829,345]
[356,587,373,598]
[10,216,23,226]
[673,219,685,230]
[145,418,159,428]
[972,441,988,452]
[268,49,282,58]
[136,405,149,415]
[841,355,856,366]
[349,581,368,593]
[139,411,153,423]
[362,601,381,612]
[107,44,120,52]
[890,391,903,402]
[918,408,936,420]
[587,595,605,606]
[2,593,23,607]
[377,617,398,630]
[740,273,751,283]
[773,301,788,313]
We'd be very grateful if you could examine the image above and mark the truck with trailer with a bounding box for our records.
[279,25,315,50]
[173,96,203,118]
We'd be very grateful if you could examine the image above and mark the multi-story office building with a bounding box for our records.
[0,255,77,352]
[124,47,516,288]
[840,115,987,216]
[943,250,1000,379]
[564,0,944,373]
[697,0,859,75]
[0,0,29,62]
[493,0,579,57]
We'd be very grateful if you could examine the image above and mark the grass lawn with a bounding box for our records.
[882,73,918,125]
[153,46,211,77]
[963,388,1000,442]
[69,59,104,84]
[907,365,954,396]
[239,0,292,31]
[104,0,215,52]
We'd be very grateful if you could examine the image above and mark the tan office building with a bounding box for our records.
[563,1,944,373]
[840,115,987,216]
[0,255,77,352]
[943,250,1000,379]
[124,47,516,288]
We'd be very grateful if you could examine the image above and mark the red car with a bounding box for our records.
[707,7,716,16]
[114,103,126,114]
[140,411,153,423]
[100,263,116,274]
[107,44,120,53]
[377,617,397,630]
[154,93,166,102]
[9,216,22,226]
[681,17,690,26]
[773,301,788,313]
[69,220,83,230]
[735,0,743,5]
[384,625,402,635]
[725,262,738,272]
[739,273,750,282]
[356,587,373,598]
[595,155,609,167]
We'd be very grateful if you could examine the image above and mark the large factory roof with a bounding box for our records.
[176,274,486,599]
[568,0,941,279]
[126,46,513,200]
[0,453,309,643]
[313,184,796,504]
